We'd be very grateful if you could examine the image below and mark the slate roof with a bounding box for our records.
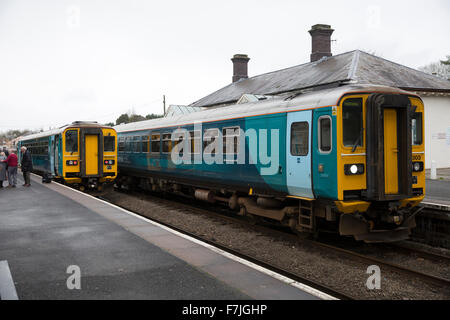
[189,50,450,108]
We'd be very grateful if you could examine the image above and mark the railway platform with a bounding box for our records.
[423,178,450,210]
[0,174,327,300]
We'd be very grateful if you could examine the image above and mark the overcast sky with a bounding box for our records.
[0,0,449,131]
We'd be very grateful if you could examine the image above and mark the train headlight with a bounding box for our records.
[413,161,424,172]
[66,160,78,166]
[344,164,364,175]
[104,160,115,165]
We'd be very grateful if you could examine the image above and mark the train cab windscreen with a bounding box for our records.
[342,98,363,148]
[104,136,115,152]
[65,130,78,153]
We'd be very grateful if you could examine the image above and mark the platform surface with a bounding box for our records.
[0,174,322,300]
[424,179,450,207]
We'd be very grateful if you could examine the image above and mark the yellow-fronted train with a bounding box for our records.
[113,84,425,243]
[17,121,117,190]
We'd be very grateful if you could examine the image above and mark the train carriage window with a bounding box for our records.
[203,129,219,154]
[65,130,78,153]
[223,127,240,155]
[42,141,48,155]
[141,136,149,153]
[342,98,363,147]
[104,136,115,152]
[162,133,172,153]
[151,133,161,153]
[118,137,125,152]
[132,136,140,153]
[291,122,309,156]
[172,132,186,156]
[411,112,423,145]
[318,116,332,153]
[125,136,131,152]
[190,131,201,154]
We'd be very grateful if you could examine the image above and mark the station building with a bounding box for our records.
[188,24,450,169]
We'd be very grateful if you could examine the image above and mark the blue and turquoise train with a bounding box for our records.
[115,84,426,242]
[17,121,117,190]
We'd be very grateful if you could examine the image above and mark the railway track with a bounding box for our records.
[385,242,450,263]
[91,187,450,295]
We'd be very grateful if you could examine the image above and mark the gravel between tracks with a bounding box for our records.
[99,189,450,300]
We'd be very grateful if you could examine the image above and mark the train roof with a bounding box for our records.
[189,50,450,108]
[18,121,113,142]
[115,84,419,133]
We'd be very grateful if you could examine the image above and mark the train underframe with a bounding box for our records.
[115,172,421,243]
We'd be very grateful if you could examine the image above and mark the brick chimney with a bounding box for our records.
[231,54,250,83]
[309,24,334,62]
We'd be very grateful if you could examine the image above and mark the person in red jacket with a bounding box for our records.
[2,150,18,188]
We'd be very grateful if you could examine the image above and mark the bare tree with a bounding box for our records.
[419,55,450,80]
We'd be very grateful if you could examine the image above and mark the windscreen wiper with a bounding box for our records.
[351,127,364,152]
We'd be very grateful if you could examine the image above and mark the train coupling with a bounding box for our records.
[87,178,98,189]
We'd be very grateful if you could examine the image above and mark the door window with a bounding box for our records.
[291,122,309,156]
[318,116,332,153]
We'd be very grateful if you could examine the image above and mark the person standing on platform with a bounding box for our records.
[20,146,33,187]
[0,152,7,188]
[2,150,18,188]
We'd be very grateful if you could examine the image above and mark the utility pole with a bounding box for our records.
[163,95,166,116]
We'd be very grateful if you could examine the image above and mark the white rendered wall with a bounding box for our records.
[421,96,450,169]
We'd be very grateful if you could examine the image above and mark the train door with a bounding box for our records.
[286,110,313,198]
[366,94,412,200]
[383,109,399,194]
[85,135,99,175]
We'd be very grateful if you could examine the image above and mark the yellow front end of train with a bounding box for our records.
[334,92,425,242]
[62,122,117,189]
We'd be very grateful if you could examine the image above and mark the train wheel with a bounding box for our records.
[79,185,85,192]
[97,185,103,192]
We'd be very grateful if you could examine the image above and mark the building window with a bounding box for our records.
[104,136,115,152]
[291,122,309,156]
[412,112,423,145]
[151,133,160,153]
[342,98,363,147]
[65,130,78,153]
[318,116,332,153]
